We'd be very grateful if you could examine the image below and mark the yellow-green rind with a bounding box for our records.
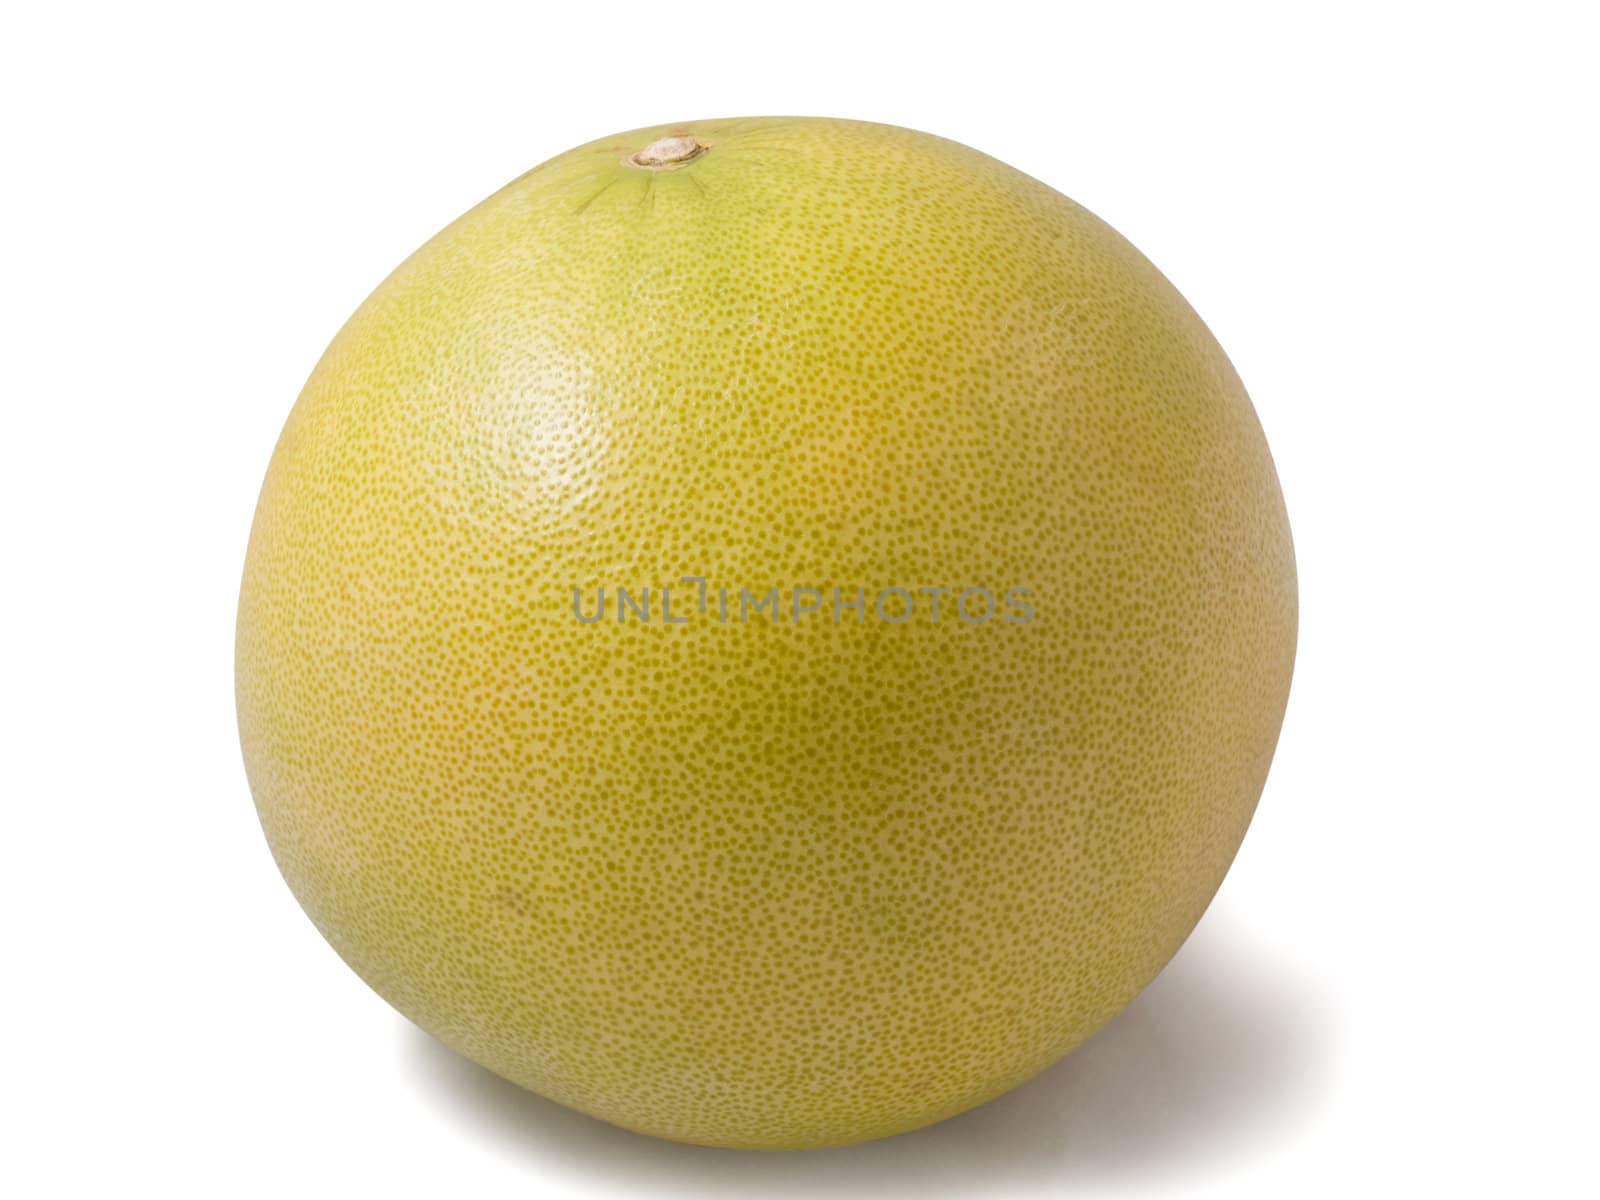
[236,117,1296,1150]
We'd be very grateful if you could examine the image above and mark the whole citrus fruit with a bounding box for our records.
[237,117,1296,1150]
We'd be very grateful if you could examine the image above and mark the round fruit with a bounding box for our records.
[236,117,1296,1150]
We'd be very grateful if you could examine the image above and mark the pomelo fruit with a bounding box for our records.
[236,117,1296,1150]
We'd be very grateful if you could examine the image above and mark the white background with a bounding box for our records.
[5,2,1596,1195]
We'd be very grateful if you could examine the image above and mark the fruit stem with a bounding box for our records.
[628,135,708,170]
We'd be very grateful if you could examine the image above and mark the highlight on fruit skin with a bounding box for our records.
[236,116,1296,1151]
